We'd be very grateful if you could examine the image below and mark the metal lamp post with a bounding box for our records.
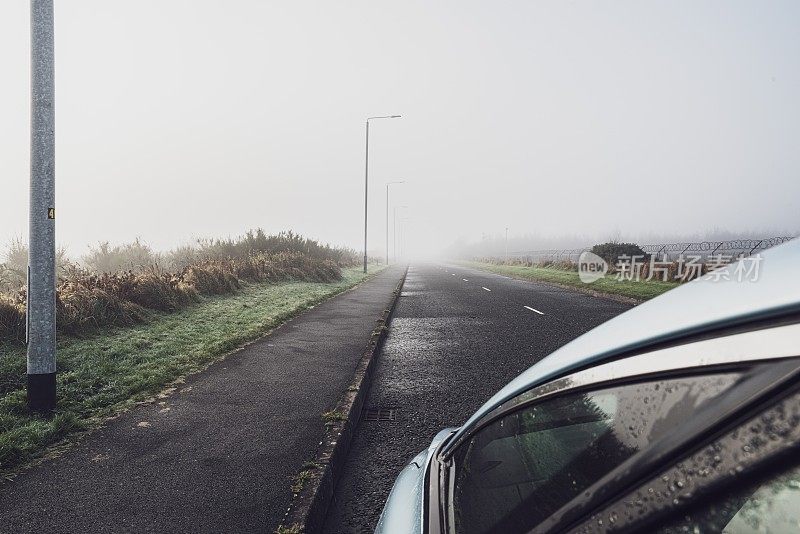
[385,180,404,265]
[363,115,400,273]
[28,0,57,412]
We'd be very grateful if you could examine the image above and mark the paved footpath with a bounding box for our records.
[0,266,405,534]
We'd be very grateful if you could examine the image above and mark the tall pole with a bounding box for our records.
[28,0,57,413]
[363,120,369,273]
[385,181,404,265]
[363,115,400,273]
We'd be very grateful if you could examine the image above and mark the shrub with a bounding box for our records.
[193,229,359,267]
[182,264,237,296]
[2,238,72,290]
[591,242,648,266]
[0,295,25,343]
[83,239,158,274]
[0,231,353,343]
[56,286,146,334]
[0,264,23,296]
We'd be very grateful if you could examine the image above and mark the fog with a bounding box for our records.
[1,1,799,261]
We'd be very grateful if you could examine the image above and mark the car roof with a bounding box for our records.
[454,238,800,441]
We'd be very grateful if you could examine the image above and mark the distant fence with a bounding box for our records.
[509,237,796,264]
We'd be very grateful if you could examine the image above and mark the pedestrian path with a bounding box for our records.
[0,266,406,534]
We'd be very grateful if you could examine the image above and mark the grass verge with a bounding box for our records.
[464,262,679,301]
[0,267,380,474]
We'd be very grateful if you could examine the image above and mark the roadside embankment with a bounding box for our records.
[464,261,678,302]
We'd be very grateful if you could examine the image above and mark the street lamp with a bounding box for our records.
[363,115,401,273]
[394,205,408,262]
[385,180,404,265]
[28,0,57,413]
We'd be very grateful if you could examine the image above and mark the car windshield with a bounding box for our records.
[450,373,740,534]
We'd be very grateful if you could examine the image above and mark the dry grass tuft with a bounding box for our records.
[0,294,26,343]
[0,230,358,342]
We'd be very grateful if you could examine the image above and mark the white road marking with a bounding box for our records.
[524,306,544,315]
[451,273,456,276]
[462,278,469,282]
[482,287,491,292]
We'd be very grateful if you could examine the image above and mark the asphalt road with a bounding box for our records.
[0,267,405,534]
[323,263,632,533]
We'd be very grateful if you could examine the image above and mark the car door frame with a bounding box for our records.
[424,322,800,534]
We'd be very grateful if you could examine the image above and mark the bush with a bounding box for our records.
[0,295,25,343]
[1,238,72,292]
[0,231,355,343]
[56,286,146,334]
[83,239,158,274]
[191,229,359,267]
[591,242,648,266]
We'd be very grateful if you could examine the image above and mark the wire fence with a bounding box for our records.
[509,237,796,264]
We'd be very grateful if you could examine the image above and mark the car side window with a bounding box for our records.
[569,382,800,533]
[449,373,741,534]
[656,461,800,533]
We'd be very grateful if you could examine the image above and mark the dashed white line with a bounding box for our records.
[524,306,545,315]
[482,287,491,292]
[462,278,469,282]
[451,273,456,276]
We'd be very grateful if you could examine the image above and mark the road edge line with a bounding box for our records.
[279,266,408,534]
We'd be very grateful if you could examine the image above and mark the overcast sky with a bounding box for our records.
[1,1,798,259]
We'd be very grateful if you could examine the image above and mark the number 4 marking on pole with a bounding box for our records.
[48,208,55,219]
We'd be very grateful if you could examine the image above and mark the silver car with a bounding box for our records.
[377,239,800,533]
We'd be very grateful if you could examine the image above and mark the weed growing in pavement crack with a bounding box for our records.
[302,460,322,470]
[322,410,347,423]
[275,523,302,534]
[291,469,314,493]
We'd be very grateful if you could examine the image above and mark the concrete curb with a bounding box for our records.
[278,266,408,534]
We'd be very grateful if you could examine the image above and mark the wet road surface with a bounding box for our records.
[322,263,632,533]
